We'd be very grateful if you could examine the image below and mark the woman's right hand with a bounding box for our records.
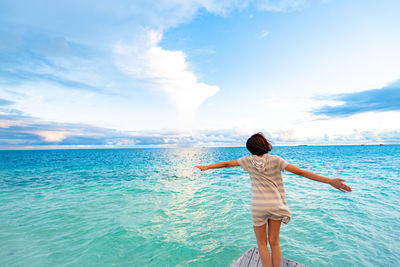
[330,178,352,192]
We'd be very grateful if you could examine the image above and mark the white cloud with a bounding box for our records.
[35,131,67,142]
[113,29,219,121]
[257,30,269,38]
[2,106,400,149]
[254,0,305,12]
[115,0,304,30]
[0,121,10,128]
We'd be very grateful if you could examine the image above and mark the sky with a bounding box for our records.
[0,0,400,149]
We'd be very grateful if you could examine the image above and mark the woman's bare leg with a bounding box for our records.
[267,219,282,267]
[253,223,271,267]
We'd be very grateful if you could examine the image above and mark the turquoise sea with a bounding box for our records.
[0,146,399,266]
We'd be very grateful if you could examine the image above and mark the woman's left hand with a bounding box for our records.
[196,166,209,171]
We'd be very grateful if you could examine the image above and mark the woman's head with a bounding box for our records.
[246,132,272,155]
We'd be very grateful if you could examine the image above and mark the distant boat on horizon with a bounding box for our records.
[380,143,384,146]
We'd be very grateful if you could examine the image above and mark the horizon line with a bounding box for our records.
[0,143,398,151]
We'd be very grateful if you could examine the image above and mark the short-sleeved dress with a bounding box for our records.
[237,154,291,226]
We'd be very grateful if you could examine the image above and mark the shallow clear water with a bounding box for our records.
[0,146,399,266]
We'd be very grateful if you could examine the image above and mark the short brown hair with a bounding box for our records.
[246,133,272,155]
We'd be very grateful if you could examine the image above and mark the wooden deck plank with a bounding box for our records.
[231,247,307,267]
[248,248,260,267]
[239,247,255,267]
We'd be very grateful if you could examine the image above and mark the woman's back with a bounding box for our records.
[238,154,291,225]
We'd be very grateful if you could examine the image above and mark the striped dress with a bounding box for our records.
[237,154,291,226]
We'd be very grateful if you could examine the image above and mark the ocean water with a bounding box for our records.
[0,146,399,267]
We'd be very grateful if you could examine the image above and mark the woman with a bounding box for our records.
[196,133,351,267]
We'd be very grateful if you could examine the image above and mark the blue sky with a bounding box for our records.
[1,0,400,149]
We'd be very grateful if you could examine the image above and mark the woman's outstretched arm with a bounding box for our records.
[285,164,352,192]
[196,160,239,171]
